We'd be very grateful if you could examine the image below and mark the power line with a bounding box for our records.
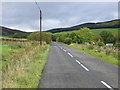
[34,0,42,45]
[34,0,41,11]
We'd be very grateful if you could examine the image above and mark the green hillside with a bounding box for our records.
[47,19,120,33]
[53,28,119,36]
[1,26,31,38]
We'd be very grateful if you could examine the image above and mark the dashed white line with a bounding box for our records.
[63,49,66,52]
[67,52,73,57]
[101,81,113,90]
[81,64,89,71]
[76,59,81,64]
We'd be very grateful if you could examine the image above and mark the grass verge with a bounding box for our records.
[66,44,119,66]
[2,41,50,88]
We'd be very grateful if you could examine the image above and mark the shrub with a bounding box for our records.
[114,43,120,48]
[100,31,116,44]
[64,38,72,45]
[87,45,94,50]
[97,40,105,46]
[27,32,52,44]
[97,48,101,53]
[11,33,28,38]
[93,35,103,42]
[106,49,111,55]
[112,50,118,58]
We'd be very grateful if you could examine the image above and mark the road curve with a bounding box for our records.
[38,42,119,89]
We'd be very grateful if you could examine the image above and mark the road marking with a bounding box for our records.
[101,81,113,90]
[63,49,66,52]
[81,64,89,71]
[67,52,73,57]
[76,59,81,64]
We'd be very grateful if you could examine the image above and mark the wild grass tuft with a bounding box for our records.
[2,41,50,88]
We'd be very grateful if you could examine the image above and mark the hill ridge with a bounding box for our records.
[46,19,120,33]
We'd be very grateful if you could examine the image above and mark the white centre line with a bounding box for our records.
[101,81,113,90]
[76,59,81,64]
[63,49,66,52]
[81,64,89,71]
[67,52,73,57]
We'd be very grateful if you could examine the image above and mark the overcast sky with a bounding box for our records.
[1,2,118,32]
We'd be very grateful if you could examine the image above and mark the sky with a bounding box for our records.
[1,2,119,32]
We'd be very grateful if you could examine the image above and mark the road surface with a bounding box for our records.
[39,42,119,89]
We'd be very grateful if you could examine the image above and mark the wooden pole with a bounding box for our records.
[40,10,42,45]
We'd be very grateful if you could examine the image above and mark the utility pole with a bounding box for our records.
[40,10,42,45]
[34,0,42,45]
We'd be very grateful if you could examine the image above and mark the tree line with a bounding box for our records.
[11,27,119,47]
[52,27,119,47]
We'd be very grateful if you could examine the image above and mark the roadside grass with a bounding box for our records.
[2,41,50,88]
[67,44,119,66]
[0,43,2,89]
[92,28,119,35]
[2,42,24,72]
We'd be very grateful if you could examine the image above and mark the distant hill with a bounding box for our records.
[0,26,31,37]
[46,19,120,33]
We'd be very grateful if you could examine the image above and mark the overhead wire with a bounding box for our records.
[34,0,41,11]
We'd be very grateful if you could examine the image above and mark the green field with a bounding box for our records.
[92,28,119,35]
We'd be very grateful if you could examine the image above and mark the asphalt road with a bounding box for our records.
[39,42,119,89]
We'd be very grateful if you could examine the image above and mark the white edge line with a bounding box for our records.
[101,81,113,89]
[76,60,81,64]
[67,52,73,57]
[81,64,89,71]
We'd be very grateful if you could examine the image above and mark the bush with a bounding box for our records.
[11,33,28,38]
[97,40,105,46]
[87,45,94,50]
[64,38,72,45]
[114,43,120,48]
[97,48,101,53]
[106,49,111,55]
[100,31,116,44]
[27,32,52,44]
[112,50,118,58]
[93,35,103,42]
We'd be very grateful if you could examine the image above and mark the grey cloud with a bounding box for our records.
[2,2,118,32]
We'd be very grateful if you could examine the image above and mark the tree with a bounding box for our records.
[12,33,28,38]
[64,38,72,45]
[75,28,94,43]
[51,27,94,44]
[100,31,116,44]
[27,31,52,44]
